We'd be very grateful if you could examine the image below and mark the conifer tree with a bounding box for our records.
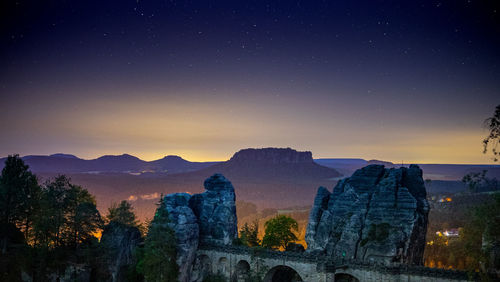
[0,155,40,253]
[239,221,260,247]
[106,200,140,227]
[140,196,178,282]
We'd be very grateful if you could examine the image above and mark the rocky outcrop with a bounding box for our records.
[163,174,237,282]
[189,174,237,245]
[228,147,314,164]
[306,164,429,265]
[201,148,342,181]
[164,193,200,282]
[99,222,143,282]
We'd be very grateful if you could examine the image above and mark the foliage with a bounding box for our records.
[0,154,40,252]
[0,156,107,280]
[464,193,500,273]
[32,175,103,249]
[424,192,500,280]
[461,170,499,193]
[107,200,141,228]
[139,196,178,282]
[239,221,261,247]
[28,176,103,280]
[483,104,500,162]
[261,215,298,250]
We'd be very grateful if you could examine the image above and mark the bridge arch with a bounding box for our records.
[217,257,229,277]
[263,265,303,282]
[191,254,212,281]
[231,260,251,282]
[334,272,359,282]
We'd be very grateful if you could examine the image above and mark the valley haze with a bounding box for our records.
[2,147,499,221]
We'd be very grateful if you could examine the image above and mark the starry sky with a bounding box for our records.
[1,1,499,163]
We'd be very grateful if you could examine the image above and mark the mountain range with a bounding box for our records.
[2,148,499,220]
[315,158,500,180]
[4,152,497,181]
[0,153,217,174]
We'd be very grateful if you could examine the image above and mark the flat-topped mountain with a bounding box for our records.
[192,147,341,180]
[228,147,313,164]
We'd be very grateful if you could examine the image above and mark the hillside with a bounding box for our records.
[36,148,341,220]
[6,150,499,221]
[315,158,500,181]
[0,154,217,174]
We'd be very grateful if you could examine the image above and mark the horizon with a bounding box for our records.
[1,1,499,165]
[3,149,500,166]
[1,2,499,279]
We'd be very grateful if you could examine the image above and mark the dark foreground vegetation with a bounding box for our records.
[0,155,178,281]
[0,154,303,281]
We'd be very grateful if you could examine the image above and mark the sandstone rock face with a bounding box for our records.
[163,174,237,282]
[164,193,200,282]
[99,222,143,282]
[306,164,429,265]
[189,174,237,245]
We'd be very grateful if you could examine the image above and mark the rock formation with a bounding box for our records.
[163,174,237,282]
[189,174,238,245]
[228,147,314,164]
[164,193,200,282]
[306,164,429,265]
[99,222,143,282]
[199,147,342,181]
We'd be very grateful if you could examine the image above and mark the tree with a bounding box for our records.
[0,155,40,253]
[462,170,499,193]
[262,215,298,250]
[33,175,103,249]
[483,105,500,162]
[66,186,103,248]
[239,221,260,247]
[139,196,178,281]
[106,200,140,227]
[462,170,488,193]
[462,193,500,276]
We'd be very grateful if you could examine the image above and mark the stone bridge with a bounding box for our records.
[192,244,470,282]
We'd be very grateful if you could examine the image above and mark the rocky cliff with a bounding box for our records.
[99,222,143,282]
[306,164,429,265]
[189,174,238,245]
[164,193,200,282]
[163,174,237,282]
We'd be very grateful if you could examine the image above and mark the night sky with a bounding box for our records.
[1,1,499,163]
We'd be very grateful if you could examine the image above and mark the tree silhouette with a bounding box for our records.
[239,221,261,247]
[483,105,500,162]
[0,155,40,253]
[139,196,178,281]
[106,200,140,228]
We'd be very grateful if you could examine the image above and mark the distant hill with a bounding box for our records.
[314,158,368,176]
[33,148,341,220]
[0,154,217,174]
[3,150,499,221]
[194,148,342,180]
[315,158,500,181]
[157,148,342,208]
